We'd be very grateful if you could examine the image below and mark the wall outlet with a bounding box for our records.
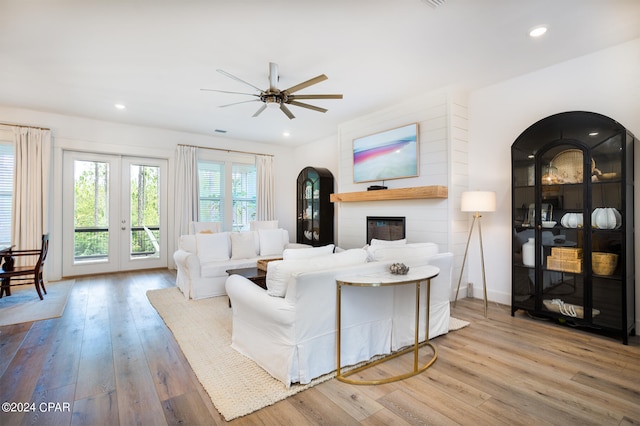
[467,282,473,298]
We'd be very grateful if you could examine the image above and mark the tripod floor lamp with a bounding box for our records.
[454,191,496,318]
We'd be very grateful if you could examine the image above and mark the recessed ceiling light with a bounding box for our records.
[283,132,290,137]
[529,26,548,38]
[114,104,126,110]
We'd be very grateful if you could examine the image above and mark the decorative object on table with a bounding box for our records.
[560,212,583,228]
[454,190,497,318]
[591,207,622,229]
[592,252,618,276]
[389,263,409,275]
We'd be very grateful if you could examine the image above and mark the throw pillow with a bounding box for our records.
[195,232,230,263]
[250,220,279,231]
[369,242,439,264]
[231,232,258,259]
[282,244,335,260]
[259,229,287,256]
[370,238,407,246]
[266,248,368,297]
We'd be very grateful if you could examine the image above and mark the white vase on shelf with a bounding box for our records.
[522,238,536,267]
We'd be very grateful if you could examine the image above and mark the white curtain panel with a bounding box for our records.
[256,155,275,221]
[12,127,51,263]
[174,145,199,248]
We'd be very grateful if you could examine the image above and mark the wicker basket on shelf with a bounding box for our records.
[592,252,618,276]
[551,149,596,184]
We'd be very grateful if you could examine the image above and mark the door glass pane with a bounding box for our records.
[74,160,109,263]
[130,164,160,259]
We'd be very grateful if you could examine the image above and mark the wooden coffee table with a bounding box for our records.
[225,267,267,307]
[225,266,267,289]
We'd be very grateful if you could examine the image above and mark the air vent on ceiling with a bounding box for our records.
[214,129,227,133]
[421,0,446,8]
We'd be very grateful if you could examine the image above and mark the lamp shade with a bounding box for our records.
[461,191,496,213]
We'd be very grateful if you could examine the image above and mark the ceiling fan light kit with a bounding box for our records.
[202,62,343,120]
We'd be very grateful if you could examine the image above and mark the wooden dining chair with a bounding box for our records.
[0,234,49,300]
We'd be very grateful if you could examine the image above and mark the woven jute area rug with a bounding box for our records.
[0,280,74,326]
[147,287,469,421]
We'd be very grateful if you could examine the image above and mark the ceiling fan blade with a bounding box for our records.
[283,74,328,94]
[268,62,279,91]
[280,103,295,119]
[288,94,343,100]
[217,69,263,92]
[252,104,268,117]
[288,100,328,113]
[219,99,260,108]
[201,88,260,97]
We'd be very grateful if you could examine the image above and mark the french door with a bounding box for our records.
[62,151,167,276]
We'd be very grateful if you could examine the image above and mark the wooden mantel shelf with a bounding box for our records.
[330,185,448,203]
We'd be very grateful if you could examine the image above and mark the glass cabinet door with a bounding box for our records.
[590,133,624,330]
[512,147,536,311]
[537,144,587,320]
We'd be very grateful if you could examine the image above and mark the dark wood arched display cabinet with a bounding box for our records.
[511,111,635,344]
[297,167,334,247]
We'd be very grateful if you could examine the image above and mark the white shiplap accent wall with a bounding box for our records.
[335,90,469,268]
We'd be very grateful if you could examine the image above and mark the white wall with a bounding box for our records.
[468,38,640,329]
[0,105,297,280]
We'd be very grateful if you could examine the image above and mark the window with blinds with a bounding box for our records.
[0,142,14,245]
[232,163,257,231]
[198,160,224,223]
[197,160,257,231]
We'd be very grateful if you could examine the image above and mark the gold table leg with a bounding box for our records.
[336,279,437,385]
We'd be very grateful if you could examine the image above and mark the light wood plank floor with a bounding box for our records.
[0,269,638,425]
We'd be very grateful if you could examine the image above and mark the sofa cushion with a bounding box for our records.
[191,221,222,234]
[196,232,230,262]
[370,238,407,246]
[179,234,197,253]
[266,248,368,297]
[368,242,439,264]
[282,244,335,260]
[258,228,288,256]
[231,232,258,259]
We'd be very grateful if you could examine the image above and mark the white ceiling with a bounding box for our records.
[1,0,639,146]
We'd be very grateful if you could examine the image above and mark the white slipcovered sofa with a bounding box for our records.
[226,242,453,386]
[173,227,306,299]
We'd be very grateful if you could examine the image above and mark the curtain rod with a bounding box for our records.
[0,121,50,131]
[177,143,273,157]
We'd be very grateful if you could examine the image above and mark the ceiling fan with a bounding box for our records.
[201,62,343,119]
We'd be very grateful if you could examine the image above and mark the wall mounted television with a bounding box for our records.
[352,123,419,183]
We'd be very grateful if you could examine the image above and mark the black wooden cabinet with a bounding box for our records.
[511,111,635,344]
[297,167,334,246]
